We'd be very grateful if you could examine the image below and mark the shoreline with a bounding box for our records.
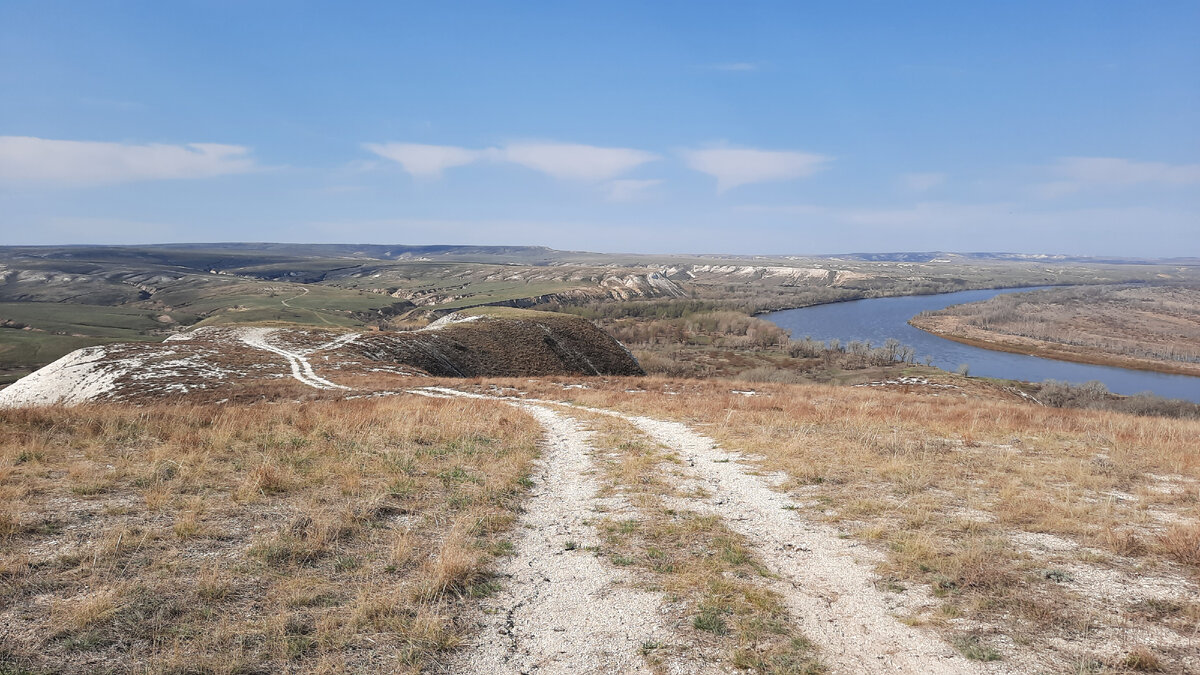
[908,318,1200,379]
[751,282,1064,318]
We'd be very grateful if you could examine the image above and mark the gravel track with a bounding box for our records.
[419,387,995,674]
[447,402,671,674]
[238,327,350,390]
[617,413,991,675]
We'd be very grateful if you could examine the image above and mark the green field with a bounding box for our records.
[0,332,158,384]
[0,302,183,337]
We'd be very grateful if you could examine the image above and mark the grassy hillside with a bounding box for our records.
[481,378,1200,672]
[0,396,540,673]
[2,379,1197,672]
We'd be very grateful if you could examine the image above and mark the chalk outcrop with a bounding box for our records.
[0,309,642,407]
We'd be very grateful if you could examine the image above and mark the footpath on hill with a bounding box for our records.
[416,387,997,675]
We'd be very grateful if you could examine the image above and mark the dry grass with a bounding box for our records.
[583,414,823,674]
[0,396,538,673]
[477,376,1200,672]
[911,284,1200,376]
[1159,522,1200,566]
[4,372,1197,672]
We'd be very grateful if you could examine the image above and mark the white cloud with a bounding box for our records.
[0,136,257,186]
[605,179,662,202]
[681,146,830,192]
[361,142,483,178]
[366,141,659,182]
[1038,157,1200,197]
[499,142,659,181]
[898,172,946,192]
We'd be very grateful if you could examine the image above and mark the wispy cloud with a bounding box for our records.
[605,178,662,202]
[500,142,658,181]
[708,62,761,72]
[1038,157,1200,197]
[361,142,482,178]
[898,172,947,192]
[366,141,659,182]
[681,145,831,192]
[0,136,257,186]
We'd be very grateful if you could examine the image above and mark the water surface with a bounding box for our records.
[762,287,1200,403]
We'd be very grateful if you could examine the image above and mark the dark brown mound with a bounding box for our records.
[351,312,644,377]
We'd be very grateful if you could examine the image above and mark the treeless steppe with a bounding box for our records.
[462,377,1200,673]
[2,376,1197,673]
[0,397,538,673]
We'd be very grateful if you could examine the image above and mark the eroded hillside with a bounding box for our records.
[0,309,642,407]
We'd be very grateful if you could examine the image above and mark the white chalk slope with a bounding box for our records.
[0,326,361,407]
[0,347,120,407]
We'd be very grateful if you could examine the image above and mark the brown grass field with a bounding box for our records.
[0,397,538,673]
[475,376,1200,672]
[910,285,1200,376]
[1,374,1198,672]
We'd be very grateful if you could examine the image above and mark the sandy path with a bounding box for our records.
[280,286,336,325]
[419,387,992,674]
[618,414,986,675]
[279,286,308,308]
[238,327,349,390]
[434,399,671,674]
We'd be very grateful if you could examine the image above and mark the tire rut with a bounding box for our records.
[420,387,1001,675]
[618,413,994,675]
[442,401,671,675]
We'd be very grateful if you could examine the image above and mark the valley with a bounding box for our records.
[4,244,1196,387]
[6,4,1195,673]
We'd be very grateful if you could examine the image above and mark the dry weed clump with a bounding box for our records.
[0,396,538,673]
[481,376,1200,672]
[1159,521,1200,566]
[1121,645,1165,672]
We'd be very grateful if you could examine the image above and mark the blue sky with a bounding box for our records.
[1,1,1197,256]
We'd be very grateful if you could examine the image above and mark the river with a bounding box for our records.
[761,287,1200,403]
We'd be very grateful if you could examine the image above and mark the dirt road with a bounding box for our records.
[239,327,353,390]
[418,387,995,674]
